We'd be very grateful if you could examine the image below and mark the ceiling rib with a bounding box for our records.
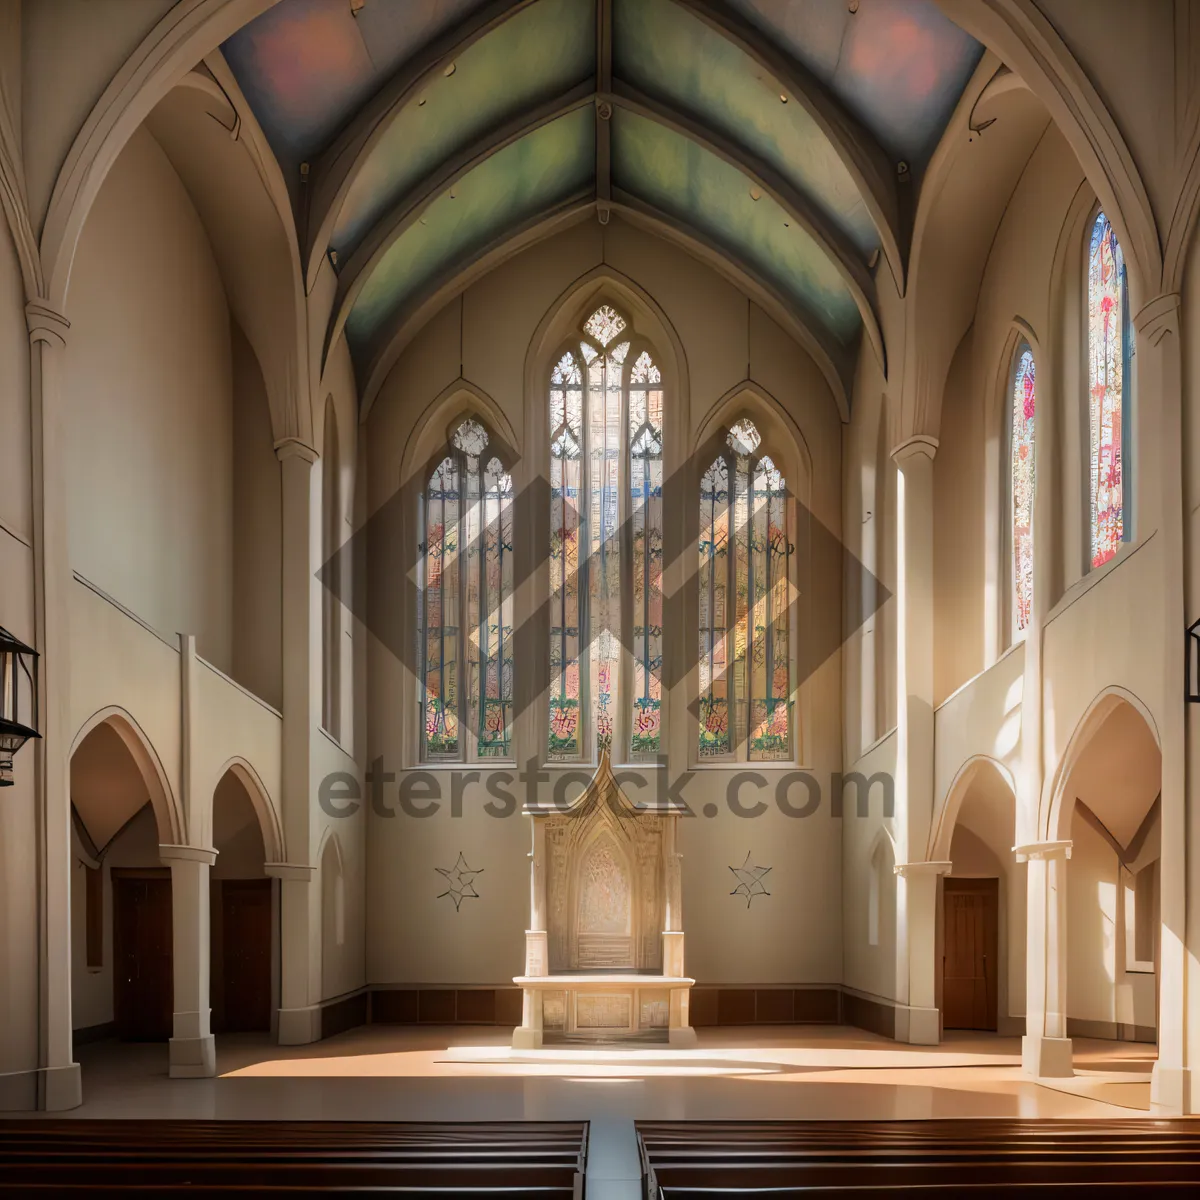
[609,191,853,419]
[357,193,598,420]
[596,0,613,206]
[608,81,884,373]
[355,191,855,423]
[324,83,596,370]
[673,0,906,291]
[304,0,542,291]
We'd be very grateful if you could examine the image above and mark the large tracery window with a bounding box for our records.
[698,418,793,762]
[548,304,663,763]
[1009,343,1036,637]
[420,417,513,761]
[1087,211,1130,569]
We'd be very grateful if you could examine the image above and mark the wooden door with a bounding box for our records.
[220,879,272,1032]
[942,878,999,1031]
[113,873,173,1041]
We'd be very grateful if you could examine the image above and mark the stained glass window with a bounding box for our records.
[1087,212,1129,568]
[698,419,793,761]
[420,417,513,760]
[1010,345,1036,634]
[548,305,664,762]
[629,350,663,760]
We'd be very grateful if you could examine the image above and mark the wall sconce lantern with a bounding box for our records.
[0,627,40,787]
[1188,618,1200,704]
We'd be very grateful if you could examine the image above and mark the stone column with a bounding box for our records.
[661,815,694,1046]
[1017,840,1073,1077]
[159,844,217,1077]
[514,818,547,1049]
[891,435,939,1044]
[273,439,321,1045]
[26,302,81,1111]
[1134,293,1190,1112]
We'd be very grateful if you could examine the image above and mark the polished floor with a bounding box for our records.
[30,1025,1159,1123]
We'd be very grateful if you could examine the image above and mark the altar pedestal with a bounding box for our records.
[513,754,695,1047]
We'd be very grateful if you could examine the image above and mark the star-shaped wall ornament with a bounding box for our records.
[435,852,484,911]
[729,852,772,908]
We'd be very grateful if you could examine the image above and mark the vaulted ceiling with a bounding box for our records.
[222,0,982,410]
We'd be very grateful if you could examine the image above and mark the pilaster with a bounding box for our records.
[890,434,939,1042]
[274,438,322,1044]
[159,844,217,1078]
[26,300,80,1112]
[1134,291,1191,1112]
[1018,841,1073,1078]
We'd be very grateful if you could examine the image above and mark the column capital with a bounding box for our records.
[26,300,69,347]
[893,860,952,877]
[264,861,316,881]
[891,434,938,467]
[1014,839,1072,862]
[1132,292,1181,344]
[274,437,318,464]
[158,844,218,866]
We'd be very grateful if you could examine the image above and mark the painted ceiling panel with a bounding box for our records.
[611,109,859,344]
[347,107,594,361]
[332,0,595,261]
[614,0,877,257]
[223,0,487,167]
[726,0,983,166]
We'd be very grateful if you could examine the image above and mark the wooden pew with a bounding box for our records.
[637,1119,1200,1197]
[0,1120,586,1196]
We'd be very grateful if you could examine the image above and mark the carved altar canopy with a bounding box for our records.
[551,764,674,971]
[513,753,694,1047]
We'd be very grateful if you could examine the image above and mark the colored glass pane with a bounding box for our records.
[629,350,663,760]
[698,456,730,758]
[421,418,513,761]
[549,352,584,758]
[698,420,791,761]
[1011,345,1036,633]
[422,454,460,760]
[1087,212,1127,568]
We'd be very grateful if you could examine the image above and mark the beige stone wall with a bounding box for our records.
[64,125,235,671]
[364,218,845,989]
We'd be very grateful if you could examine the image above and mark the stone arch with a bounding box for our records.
[38,0,311,447]
[937,0,1161,306]
[867,826,896,949]
[929,754,1019,863]
[525,266,690,461]
[902,49,1053,443]
[693,381,815,504]
[70,706,182,846]
[210,756,283,864]
[1044,685,1161,844]
[318,828,348,997]
[398,379,519,494]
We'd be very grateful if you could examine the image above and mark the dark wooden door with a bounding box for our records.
[113,874,173,1041]
[220,880,272,1032]
[942,878,999,1031]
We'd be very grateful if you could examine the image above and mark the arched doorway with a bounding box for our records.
[935,760,1020,1035]
[1056,698,1161,1064]
[210,766,277,1038]
[69,715,177,1054]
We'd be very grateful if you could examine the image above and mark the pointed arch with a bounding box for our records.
[1044,685,1161,843]
[70,706,183,847]
[936,0,1160,306]
[398,379,519,493]
[211,756,284,864]
[929,754,1018,862]
[693,395,801,765]
[37,0,312,446]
